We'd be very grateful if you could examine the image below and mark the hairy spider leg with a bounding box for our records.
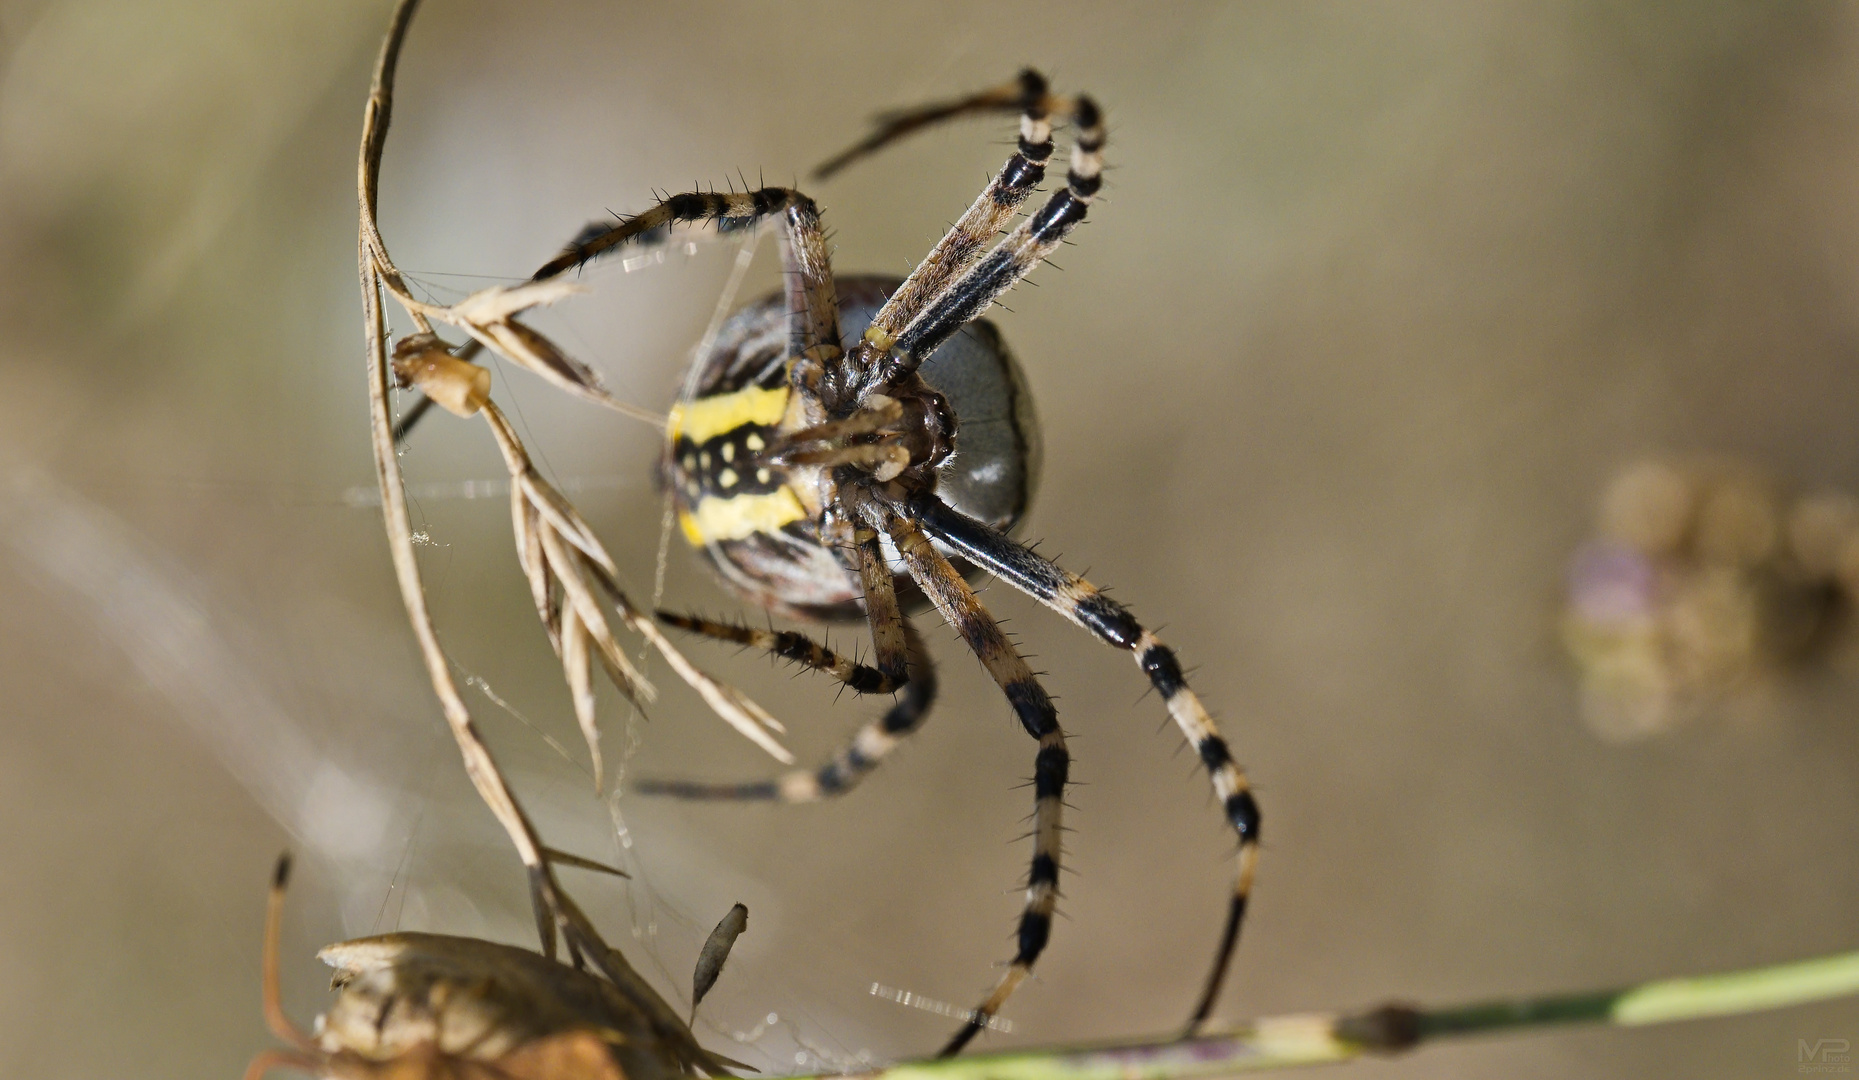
[653,610,903,694]
[882,95,1105,386]
[640,525,922,804]
[849,493,1068,1057]
[532,185,846,456]
[914,497,1259,1033]
[852,522,913,684]
[536,186,847,418]
[814,68,1051,180]
[848,70,1062,359]
[634,620,935,803]
[535,188,817,282]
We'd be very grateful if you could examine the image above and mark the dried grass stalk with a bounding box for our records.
[356,0,790,960]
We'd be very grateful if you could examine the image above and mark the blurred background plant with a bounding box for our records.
[1564,457,1859,741]
[2,3,1857,1079]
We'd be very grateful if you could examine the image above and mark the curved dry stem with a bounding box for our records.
[360,12,656,422]
[362,252,548,875]
[359,0,587,957]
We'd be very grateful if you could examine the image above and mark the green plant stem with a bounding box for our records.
[802,948,1859,1080]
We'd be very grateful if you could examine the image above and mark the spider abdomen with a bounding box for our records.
[665,275,1041,619]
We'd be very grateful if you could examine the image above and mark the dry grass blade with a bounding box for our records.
[626,610,795,759]
[540,524,654,707]
[512,488,559,652]
[447,278,606,397]
[538,847,629,878]
[560,599,603,790]
[477,394,794,765]
[519,471,615,573]
[392,261,662,427]
[448,278,585,323]
[362,258,550,885]
[481,399,653,787]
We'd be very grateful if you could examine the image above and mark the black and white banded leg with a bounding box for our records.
[634,621,935,803]
[654,611,903,694]
[913,497,1259,1033]
[883,95,1104,380]
[818,71,1107,396]
[539,184,846,390]
[843,70,1061,357]
[852,492,1069,1058]
[636,520,930,802]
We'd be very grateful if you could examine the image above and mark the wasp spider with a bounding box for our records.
[520,70,1259,1055]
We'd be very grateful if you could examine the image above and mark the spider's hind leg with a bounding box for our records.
[634,523,931,803]
[633,621,935,803]
[654,610,902,694]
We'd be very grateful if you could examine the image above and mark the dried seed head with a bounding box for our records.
[393,334,492,418]
[316,932,732,1080]
[691,903,749,1020]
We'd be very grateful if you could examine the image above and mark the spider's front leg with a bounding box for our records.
[815,69,1104,399]
[912,496,1260,1034]
[394,185,835,442]
[533,187,826,287]
[531,184,846,392]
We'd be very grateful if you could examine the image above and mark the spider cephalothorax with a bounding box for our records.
[477,69,1257,1057]
[661,275,1038,619]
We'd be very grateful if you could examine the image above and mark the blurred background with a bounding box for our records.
[2,2,1857,1077]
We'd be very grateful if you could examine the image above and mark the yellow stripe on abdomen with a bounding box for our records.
[668,385,791,444]
[679,487,808,545]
